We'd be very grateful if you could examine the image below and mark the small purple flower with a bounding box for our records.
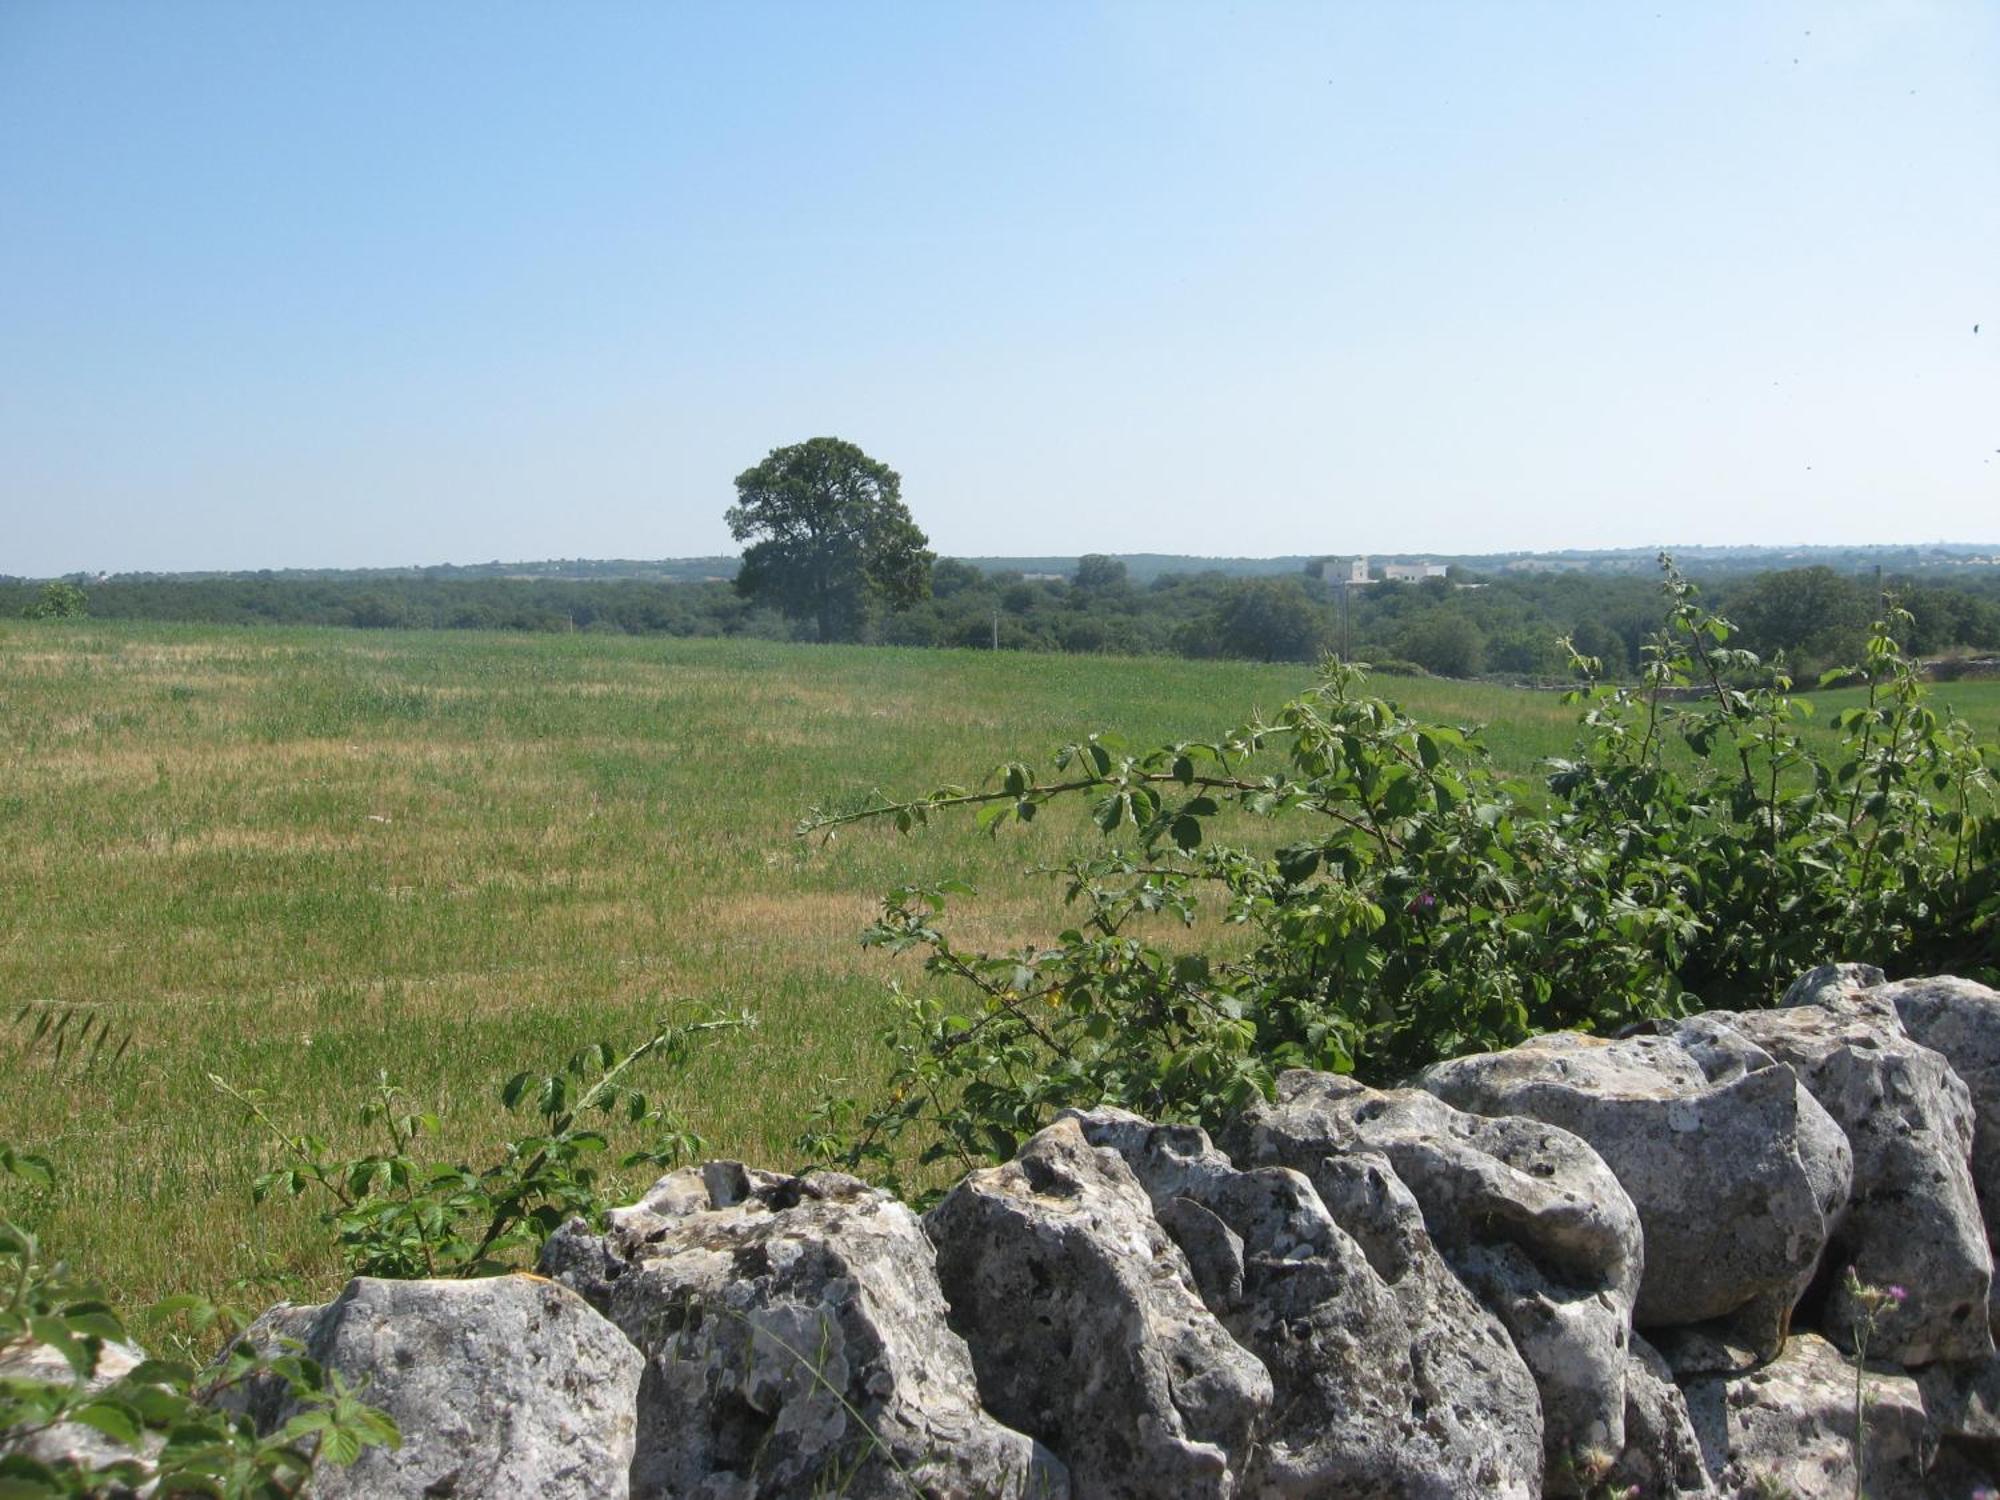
[1887,1284,1908,1304]
[1407,890,1437,915]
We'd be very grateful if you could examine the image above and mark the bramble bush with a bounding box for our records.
[801,559,1997,1188]
[218,1013,750,1279]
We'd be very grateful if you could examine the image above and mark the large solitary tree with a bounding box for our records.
[726,438,933,643]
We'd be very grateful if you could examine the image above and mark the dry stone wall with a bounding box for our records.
[218,969,2000,1496]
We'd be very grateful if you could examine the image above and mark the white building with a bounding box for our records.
[1342,557,1447,584]
[1382,561,1448,582]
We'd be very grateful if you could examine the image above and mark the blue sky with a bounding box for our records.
[3,1,1995,574]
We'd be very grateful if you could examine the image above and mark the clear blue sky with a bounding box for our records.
[3,1,1995,574]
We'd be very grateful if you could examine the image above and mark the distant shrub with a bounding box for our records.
[1357,656,1431,678]
[23,582,87,620]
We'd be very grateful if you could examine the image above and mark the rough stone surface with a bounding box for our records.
[541,1161,1063,1500]
[239,1274,642,1500]
[1723,990,1994,1366]
[1681,1333,1941,1499]
[1068,1105,1543,1498]
[1605,1335,1714,1497]
[1782,962,1889,1007]
[1420,1020,1852,1366]
[1879,973,2000,1338]
[1220,1071,1635,1484]
[923,1118,1268,1500]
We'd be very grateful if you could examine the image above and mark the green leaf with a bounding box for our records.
[70,1399,144,1448]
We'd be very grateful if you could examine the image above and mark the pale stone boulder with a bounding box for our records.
[1420,1020,1851,1367]
[239,1274,642,1500]
[923,1118,1268,1500]
[1781,962,1889,1007]
[541,1161,1063,1500]
[1068,1105,1544,1498]
[1725,990,1994,1366]
[1681,1333,1941,1499]
[1879,973,2000,1336]
[1219,1072,1635,1486]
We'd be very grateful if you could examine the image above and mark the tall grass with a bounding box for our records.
[2,620,1992,1308]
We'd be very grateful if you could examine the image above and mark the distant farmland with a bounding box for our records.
[1,621,1993,1309]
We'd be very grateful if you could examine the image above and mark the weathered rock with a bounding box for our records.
[1681,1333,1940,1499]
[1604,1335,1714,1497]
[1219,1072,1635,1485]
[1724,990,1994,1366]
[205,1300,323,1437]
[1878,973,2000,1337]
[1781,962,1889,1007]
[1917,1352,2000,1444]
[541,1162,1063,1500]
[237,1274,642,1500]
[1420,1020,1851,1368]
[924,1118,1270,1500]
[1069,1104,1544,1497]
[0,1335,153,1486]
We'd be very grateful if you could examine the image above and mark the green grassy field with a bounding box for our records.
[3,620,1994,1310]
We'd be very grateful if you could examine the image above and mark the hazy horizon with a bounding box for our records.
[5,1,1996,575]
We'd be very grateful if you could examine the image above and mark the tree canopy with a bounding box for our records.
[725,438,933,642]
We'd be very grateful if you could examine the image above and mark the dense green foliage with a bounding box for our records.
[19,583,87,621]
[9,559,1997,680]
[806,564,1999,1186]
[727,438,934,643]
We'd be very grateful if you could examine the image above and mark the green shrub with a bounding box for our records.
[802,559,1997,1188]
[22,583,87,621]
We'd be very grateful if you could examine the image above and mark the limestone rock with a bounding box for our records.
[925,1117,1270,1500]
[1781,962,1888,1007]
[541,1162,1062,1500]
[0,1335,152,1485]
[239,1274,642,1500]
[1070,1104,1544,1498]
[1605,1335,1714,1497]
[1220,1072,1634,1484]
[1879,973,2000,1337]
[1420,1020,1851,1367]
[1681,1333,1938,1499]
[1724,990,1993,1366]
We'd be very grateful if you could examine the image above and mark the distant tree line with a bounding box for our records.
[8,560,1999,680]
